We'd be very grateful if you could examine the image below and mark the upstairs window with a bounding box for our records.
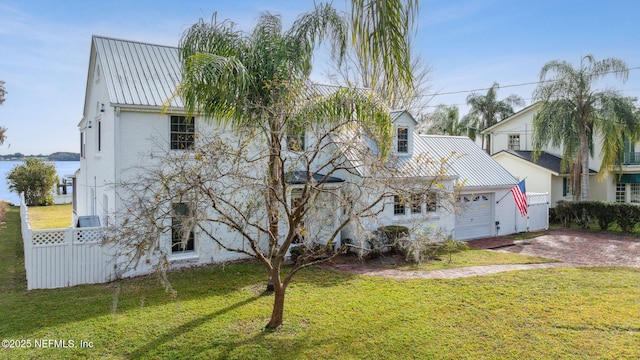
[170,116,195,150]
[397,128,408,153]
[508,134,520,150]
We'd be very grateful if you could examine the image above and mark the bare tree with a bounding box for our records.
[107,94,456,329]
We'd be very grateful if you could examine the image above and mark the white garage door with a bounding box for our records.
[455,194,492,240]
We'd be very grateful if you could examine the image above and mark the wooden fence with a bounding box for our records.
[20,193,114,290]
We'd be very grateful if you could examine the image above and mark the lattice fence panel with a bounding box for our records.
[32,231,66,246]
[74,229,103,243]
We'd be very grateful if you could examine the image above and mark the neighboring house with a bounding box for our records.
[74,35,524,278]
[482,102,640,206]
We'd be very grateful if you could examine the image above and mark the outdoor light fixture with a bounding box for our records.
[88,120,92,129]
[100,103,105,112]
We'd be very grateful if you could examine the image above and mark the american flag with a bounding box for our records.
[511,180,528,217]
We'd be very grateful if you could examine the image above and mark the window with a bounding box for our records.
[170,116,195,150]
[80,132,85,158]
[291,192,305,243]
[393,195,405,215]
[631,184,640,203]
[410,194,422,214]
[563,177,573,197]
[97,120,102,152]
[287,132,305,151]
[508,134,520,150]
[172,203,195,253]
[397,128,408,153]
[426,192,438,212]
[616,183,626,203]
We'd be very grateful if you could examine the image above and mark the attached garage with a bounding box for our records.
[455,193,493,240]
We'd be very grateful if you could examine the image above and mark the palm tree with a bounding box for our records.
[466,82,524,152]
[532,55,640,201]
[177,2,414,329]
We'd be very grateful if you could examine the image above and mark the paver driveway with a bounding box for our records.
[321,230,640,279]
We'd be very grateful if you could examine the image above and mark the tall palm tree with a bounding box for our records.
[177,2,414,329]
[466,82,524,152]
[532,55,640,201]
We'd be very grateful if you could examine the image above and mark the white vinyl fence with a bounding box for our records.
[515,192,549,233]
[20,193,114,290]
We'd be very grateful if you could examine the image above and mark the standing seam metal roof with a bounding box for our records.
[417,135,518,188]
[93,35,183,107]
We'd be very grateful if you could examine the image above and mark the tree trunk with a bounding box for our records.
[580,129,590,201]
[265,282,286,329]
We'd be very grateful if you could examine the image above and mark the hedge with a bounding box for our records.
[553,200,640,232]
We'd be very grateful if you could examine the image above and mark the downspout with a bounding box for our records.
[114,106,120,224]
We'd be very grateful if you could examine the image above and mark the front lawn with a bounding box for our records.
[1,206,639,359]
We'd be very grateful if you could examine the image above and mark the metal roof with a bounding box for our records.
[418,135,518,188]
[93,35,183,108]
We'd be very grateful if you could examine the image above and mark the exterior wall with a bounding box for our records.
[76,55,116,227]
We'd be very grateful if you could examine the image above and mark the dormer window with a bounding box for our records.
[397,127,408,153]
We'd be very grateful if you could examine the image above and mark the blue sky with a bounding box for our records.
[0,0,639,155]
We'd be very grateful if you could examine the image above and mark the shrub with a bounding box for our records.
[554,201,574,227]
[6,158,58,206]
[590,202,616,230]
[397,228,464,265]
[612,203,640,233]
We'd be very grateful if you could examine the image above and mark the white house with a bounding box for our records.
[482,102,640,206]
[73,35,526,279]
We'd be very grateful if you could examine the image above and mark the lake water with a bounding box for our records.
[0,161,80,204]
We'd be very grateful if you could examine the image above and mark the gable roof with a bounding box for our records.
[481,102,540,134]
[93,35,183,108]
[494,150,597,175]
[419,135,518,188]
[390,109,418,125]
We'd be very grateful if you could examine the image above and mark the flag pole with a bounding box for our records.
[496,177,527,203]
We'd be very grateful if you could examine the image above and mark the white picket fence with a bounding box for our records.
[515,192,549,233]
[20,193,114,290]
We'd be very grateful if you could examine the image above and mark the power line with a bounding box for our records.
[419,66,640,100]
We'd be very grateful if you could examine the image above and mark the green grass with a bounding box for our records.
[27,204,72,229]
[2,205,639,359]
[395,249,556,271]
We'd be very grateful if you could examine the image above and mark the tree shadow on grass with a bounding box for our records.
[127,294,306,359]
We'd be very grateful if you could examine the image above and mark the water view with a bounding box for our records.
[0,161,80,204]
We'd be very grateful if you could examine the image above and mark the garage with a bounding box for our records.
[455,193,493,240]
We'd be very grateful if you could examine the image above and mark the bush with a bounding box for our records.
[612,203,640,233]
[397,228,465,265]
[7,158,58,206]
[552,200,640,233]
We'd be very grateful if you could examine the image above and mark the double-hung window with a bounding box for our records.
[508,134,520,150]
[171,116,195,150]
[172,203,195,253]
[397,128,408,153]
[393,195,405,215]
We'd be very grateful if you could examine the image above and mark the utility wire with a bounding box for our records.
[416,66,640,101]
